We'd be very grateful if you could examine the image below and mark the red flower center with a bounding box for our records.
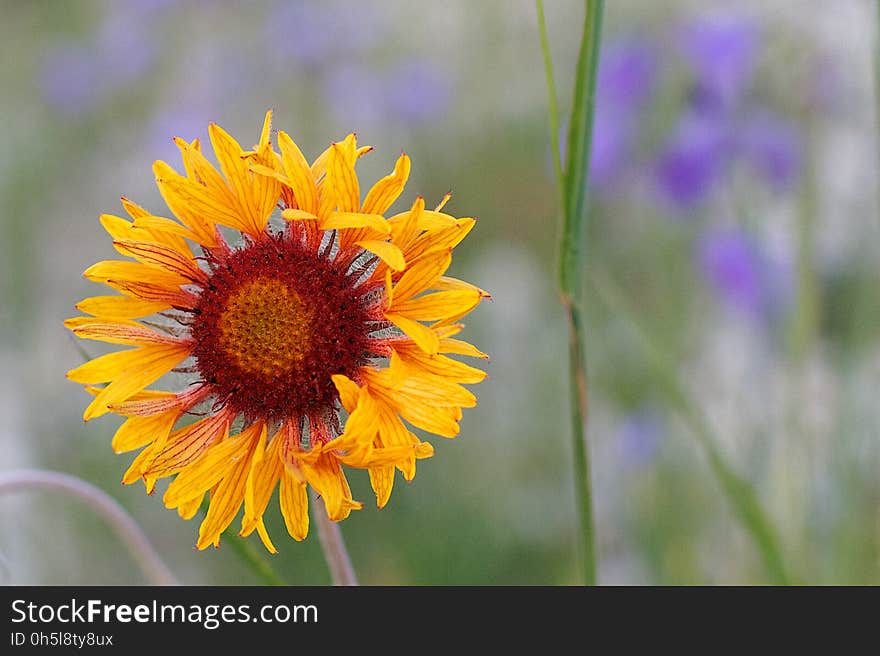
[189,231,381,423]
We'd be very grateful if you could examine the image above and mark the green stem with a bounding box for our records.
[537,0,605,585]
[788,116,820,361]
[560,0,604,297]
[589,270,791,584]
[536,0,566,208]
[200,499,287,586]
[313,496,358,586]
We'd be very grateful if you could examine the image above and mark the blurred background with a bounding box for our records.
[1,0,879,585]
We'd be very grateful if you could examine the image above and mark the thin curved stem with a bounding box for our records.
[537,0,605,585]
[588,272,790,584]
[0,468,179,585]
[536,0,566,208]
[313,496,358,586]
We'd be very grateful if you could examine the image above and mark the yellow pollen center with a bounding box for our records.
[218,277,312,378]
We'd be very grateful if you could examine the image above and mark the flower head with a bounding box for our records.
[66,112,488,551]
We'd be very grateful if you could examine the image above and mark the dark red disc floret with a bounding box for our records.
[189,231,383,423]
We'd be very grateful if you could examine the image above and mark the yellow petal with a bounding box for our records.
[327,388,380,452]
[394,345,487,384]
[391,290,482,322]
[323,211,390,234]
[389,248,452,305]
[434,191,452,211]
[277,131,318,215]
[83,260,190,290]
[130,214,201,244]
[82,343,192,421]
[368,466,394,508]
[438,336,487,359]
[111,240,206,283]
[362,153,411,216]
[122,444,156,486]
[164,422,263,509]
[67,344,183,385]
[376,408,419,479]
[120,196,150,220]
[388,196,424,251]
[241,425,284,550]
[76,295,169,320]
[281,208,319,222]
[100,213,136,242]
[140,409,231,478]
[106,279,199,309]
[399,375,477,408]
[108,384,207,417]
[196,424,261,550]
[177,493,204,520]
[326,141,360,213]
[417,209,461,230]
[65,318,187,347]
[356,240,405,272]
[248,112,282,225]
[208,122,265,236]
[279,469,309,541]
[299,452,362,521]
[397,402,461,438]
[385,313,439,355]
[401,218,475,264]
[376,406,417,448]
[111,408,178,454]
[154,160,246,239]
[385,268,394,306]
[331,374,361,413]
[103,210,193,256]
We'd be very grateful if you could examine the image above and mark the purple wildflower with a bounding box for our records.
[266,2,386,66]
[39,45,105,116]
[97,8,157,85]
[589,105,636,193]
[695,225,792,319]
[145,105,214,164]
[679,14,760,113]
[385,60,452,124]
[654,111,733,209]
[587,36,660,195]
[739,110,802,191]
[616,408,664,468]
[322,63,387,129]
[597,37,659,110]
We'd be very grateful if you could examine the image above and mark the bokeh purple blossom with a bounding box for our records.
[616,407,665,469]
[695,224,793,321]
[652,14,802,210]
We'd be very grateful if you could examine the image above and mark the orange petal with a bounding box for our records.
[241,425,284,551]
[75,295,169,320]
[277,131,318,215]
[140,409,231,478]
[356,240,405,272]
[112,240,206,283]
[385,313,440,355]
[67,344,182,385]
[82,343,192,421]
[362,152,411,216]
[279,469,309,541]
[368,466,395,508]
[65,317,188,347]
[389,248,452,305]
[112,408,178,454]
[390,290,482,322]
